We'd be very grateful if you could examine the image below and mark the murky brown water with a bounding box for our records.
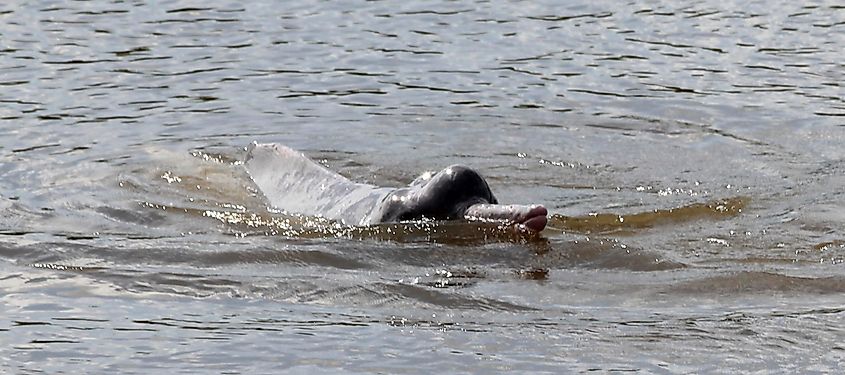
[1,0,844,373]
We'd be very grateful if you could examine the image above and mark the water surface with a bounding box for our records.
[1,0,844,373]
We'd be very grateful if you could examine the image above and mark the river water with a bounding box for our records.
[1,0,844,373]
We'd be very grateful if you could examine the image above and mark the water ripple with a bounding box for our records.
[2,0,844,372]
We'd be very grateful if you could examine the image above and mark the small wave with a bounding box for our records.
[196,206,544,244]
[669,271,845,295]
[548,197,746,234]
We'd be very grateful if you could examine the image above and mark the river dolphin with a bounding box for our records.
[244,143,548,232]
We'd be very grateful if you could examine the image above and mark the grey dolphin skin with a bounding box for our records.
[244,143,548,232]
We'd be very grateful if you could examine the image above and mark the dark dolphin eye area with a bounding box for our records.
[374,165,497,223]
[443,165,498,205]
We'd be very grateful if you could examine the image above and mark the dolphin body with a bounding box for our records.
[244,143,547,231]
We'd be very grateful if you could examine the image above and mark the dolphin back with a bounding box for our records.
[244,143,390,226]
